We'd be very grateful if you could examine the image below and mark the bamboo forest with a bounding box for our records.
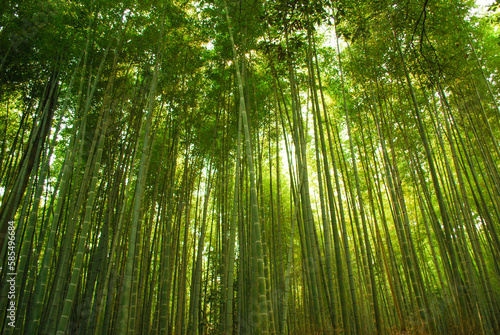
[2,0,500,333]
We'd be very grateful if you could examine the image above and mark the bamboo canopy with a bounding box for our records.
[0,0,500,334]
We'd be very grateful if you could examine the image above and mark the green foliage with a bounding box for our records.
[1,0,500,334]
